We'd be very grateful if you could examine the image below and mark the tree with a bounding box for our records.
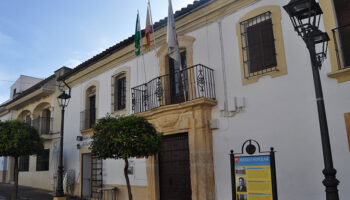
[90,115,163,200]
[0,120,44,200]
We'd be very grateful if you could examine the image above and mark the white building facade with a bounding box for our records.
[1,0,349,199]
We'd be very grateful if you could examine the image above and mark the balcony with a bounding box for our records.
[132,64,215,114]
[332,24,350,70]
[31,117,53,135]
[80,108,97,131]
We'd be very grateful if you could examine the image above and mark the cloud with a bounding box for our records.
[65,59,82,68]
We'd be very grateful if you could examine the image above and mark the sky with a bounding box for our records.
[0,0,195,104]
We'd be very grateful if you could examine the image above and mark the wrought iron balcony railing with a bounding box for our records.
[332,24,350,70]
[80,108,97,131]
[32,117,53,135]
[132,64,215,114]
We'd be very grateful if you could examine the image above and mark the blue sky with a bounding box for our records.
[0,0,195,104]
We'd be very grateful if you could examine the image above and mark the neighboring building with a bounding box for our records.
[1,68,71,191]
[10,75,43,99]
[0,75,41,184]
[0,0,349,199]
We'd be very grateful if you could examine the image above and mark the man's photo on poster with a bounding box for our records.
[236,177,247,192]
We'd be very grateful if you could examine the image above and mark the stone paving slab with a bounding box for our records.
[0,184,53,200]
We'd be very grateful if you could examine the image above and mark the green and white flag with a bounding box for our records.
[135,11,141,56]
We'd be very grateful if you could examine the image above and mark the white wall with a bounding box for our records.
[188,0,350,199]
[63,51,160,187]
[63,0,350,199]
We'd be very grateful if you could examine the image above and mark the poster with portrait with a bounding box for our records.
[234,156,273,200]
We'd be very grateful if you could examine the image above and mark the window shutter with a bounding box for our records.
[247,19,276,73]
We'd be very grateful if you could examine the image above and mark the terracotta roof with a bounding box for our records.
[58,0,213,81]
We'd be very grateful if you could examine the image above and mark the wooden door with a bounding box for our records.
[82,153,92,199]
[159,133,192,200]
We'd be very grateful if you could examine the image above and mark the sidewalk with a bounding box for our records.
[0,184,53,200]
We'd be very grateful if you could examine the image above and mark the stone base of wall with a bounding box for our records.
[18,171,53,191]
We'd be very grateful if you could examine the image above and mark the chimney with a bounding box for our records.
[55,66,72,80]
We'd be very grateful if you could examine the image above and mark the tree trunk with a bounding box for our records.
[12,157,19,200]
[124,158,133,200]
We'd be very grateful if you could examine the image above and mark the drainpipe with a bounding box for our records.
[218,20,229,117]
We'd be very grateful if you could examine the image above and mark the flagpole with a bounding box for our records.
[148,0,160,77]
[167,0,187,102]
[148,0,157,51]
[138,10,147,84]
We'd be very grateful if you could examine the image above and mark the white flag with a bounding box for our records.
[167,0,182,70]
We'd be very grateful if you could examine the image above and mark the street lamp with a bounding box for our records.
[55,81,71,198]
[283,1,339,200]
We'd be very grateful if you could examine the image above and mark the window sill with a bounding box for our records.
[112,108,128,116]
[327,68,350,83]
[242,69,287,85]
[81,128,93,135]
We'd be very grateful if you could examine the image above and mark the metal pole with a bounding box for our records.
[270,148,278,200]
[55,107,65,197]
[307,43,340,200]
[229,150,236,200]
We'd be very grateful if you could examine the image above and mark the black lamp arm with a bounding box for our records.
[60,80,71,96]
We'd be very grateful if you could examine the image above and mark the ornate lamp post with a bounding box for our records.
[283,1,339,200]
[55,81,71,198]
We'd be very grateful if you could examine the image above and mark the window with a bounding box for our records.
[36,149,49,171]
[81,85,97,131]
[320,0,350,82]
[333,0,350,69]
[41,109,51,134]
[25,115,31,125]
[237,6,287,85]
[19,156,29,172]
[240,12,277,77]
[168,51,188,104]
[111,67,131,114]
[114,75,126,111]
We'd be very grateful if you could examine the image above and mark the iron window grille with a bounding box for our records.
[115,76,126,111]
[240,11,278,79]
[19,155,29,172]
[80,108,97,131]
[36,149,50,171]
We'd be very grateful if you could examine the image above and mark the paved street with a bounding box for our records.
[0,184,53,200]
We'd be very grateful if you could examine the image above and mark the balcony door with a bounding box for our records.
[168,51,188,104]
[41,109,51,134]
[88,95,96,128]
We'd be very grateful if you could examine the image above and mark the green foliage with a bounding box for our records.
[90,115,163,160]
[0,120,44,158]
